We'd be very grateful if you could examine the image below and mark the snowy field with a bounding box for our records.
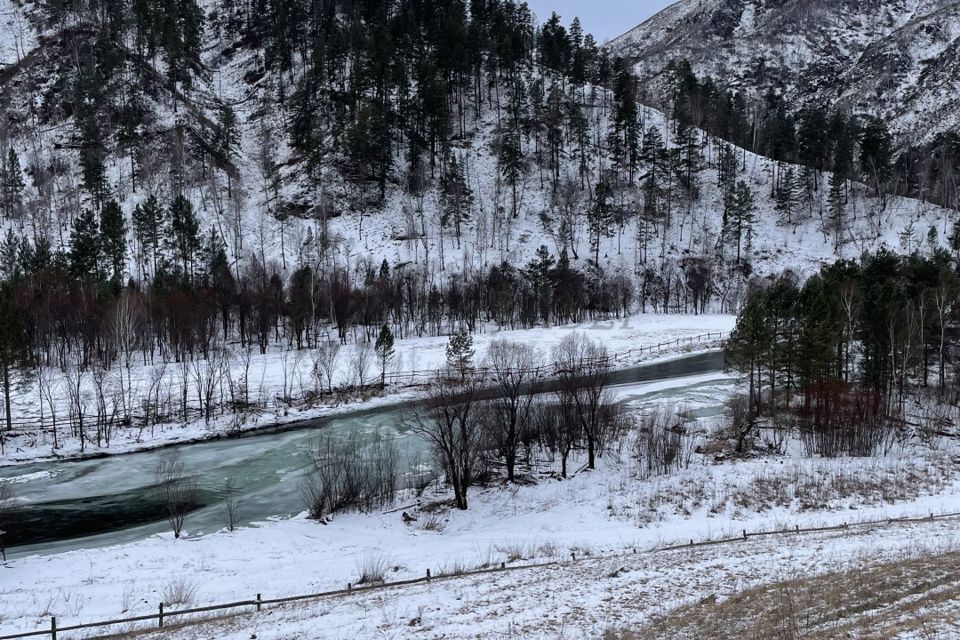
[3,365,960,638]
[2,313,734,466]
[86,518,960,639]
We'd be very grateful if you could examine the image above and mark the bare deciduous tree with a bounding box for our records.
[312,340,341,395]
[484,338,540,481]
[191,348,226,423]
[552,333,614,470]
[142,362,168,438]
[112,291,144,418]
[155,451,199,539]
[223,477,241,532]
[410,371,486,509]
[63,365,88,453]
[0,482,11,560]
[727,394,755,454]
[634,403,692,478]
[36,360,59,449]
[351,340,374,389]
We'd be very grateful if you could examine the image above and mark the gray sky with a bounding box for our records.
[524,0,676,42]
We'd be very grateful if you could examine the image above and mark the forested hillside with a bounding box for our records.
[0,0,954,444]
[611,0,960,211]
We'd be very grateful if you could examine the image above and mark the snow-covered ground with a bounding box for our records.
[90,517,960,639]
[1,313,734,466]
[3,365,959,638]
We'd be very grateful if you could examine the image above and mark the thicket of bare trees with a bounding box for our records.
[298,334,628,517]
[634,404,694,479]
[406,334,623,510]
[300,432,400,519]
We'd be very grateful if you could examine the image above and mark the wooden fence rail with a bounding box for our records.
[2,506,956,640]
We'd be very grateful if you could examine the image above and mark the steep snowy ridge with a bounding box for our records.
[611,0,960,145]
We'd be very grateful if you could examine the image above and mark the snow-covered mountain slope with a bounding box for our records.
[0,0,952,297]
[611,0,960,146]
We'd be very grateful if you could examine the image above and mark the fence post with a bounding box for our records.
[347,583,352,593]
[51,617,57,640]
[742,529,747,540]
[256,593,262,612]
[158,602,164,628]
[426,568,431,581]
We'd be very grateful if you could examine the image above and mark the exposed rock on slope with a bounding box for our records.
[611,0,960,145]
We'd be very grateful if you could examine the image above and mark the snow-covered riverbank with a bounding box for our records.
[1,313,735,466]
[3,363,959,637]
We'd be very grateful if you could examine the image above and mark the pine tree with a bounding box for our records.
[640,126,668,225]
[345,102,393,200]
[100,200,127,285]
[725,288,774,420]
[717,142,738,193]
[168,195,200,279]
[525,245,556,323]
[1,148,25,219]
[117,88,145,192]
[724,180,756,262]
[797,107,829,172]
[79,111,107,207]
[544,84,564,185]
[588,180,614,265]
[446,328,475,380]
[569,17,588,84]
[828,170,846,250]
[133,194,166,278]
[0,282,28,446]
[567,99,591,189]
[440,153,473,248]
[538,13,570,75]
[775,166,800,225]
[673,120,703,199]
[214,103,239,196]
[859,116,892,206]
[498,129,523,219]
[69,209,103,280]
[375,324,395,388]
[608,61,640,184]
[161,0,204,99]
[0,230,21,282]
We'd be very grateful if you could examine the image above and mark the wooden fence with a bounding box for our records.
[381,331,728,386]
[2,507,957,640]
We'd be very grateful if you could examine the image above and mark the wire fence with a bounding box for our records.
[2,507,955,640]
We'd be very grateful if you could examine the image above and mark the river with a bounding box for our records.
[1,351,730,558]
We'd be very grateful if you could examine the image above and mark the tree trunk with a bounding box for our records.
[2,358,10,433]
